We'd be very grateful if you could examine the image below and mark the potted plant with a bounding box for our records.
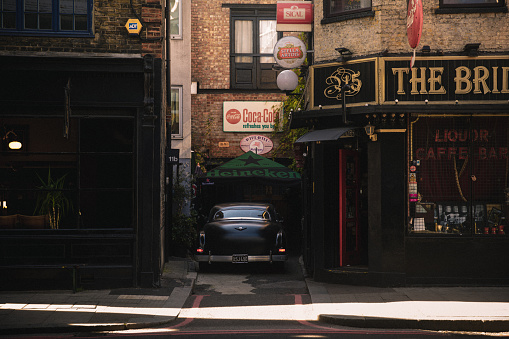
[34,169,72,229]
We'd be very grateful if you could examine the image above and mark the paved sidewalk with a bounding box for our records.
[0,258,196,335]
[1,257,509,335]
[307,279,509,332]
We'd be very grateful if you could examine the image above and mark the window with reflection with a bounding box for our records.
[440,0,504,9]
[0,0,91,33]
[170,0,181,38]
[325,0,372,17]
[0,116,135,230]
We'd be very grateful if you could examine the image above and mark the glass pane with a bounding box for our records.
[3,0,16,11]
[75,0,87,14]
[443,0,498,3]
[235,20,253,63]
[170,88,180,135]
[60,0,74,14]
[24,13,37,28]
[60,14,72,30]
[170,0,179,35]
[80,191,133,228]
[25,0,37,12]
[75,14,87,30]
[39,12,51,28]
[39,0,51,12]
[330,0,371,14]
[80,119,134,152]
[3,12,16,28]
[259,20,277,63]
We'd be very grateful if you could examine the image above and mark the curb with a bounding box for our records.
[318,314,509,333]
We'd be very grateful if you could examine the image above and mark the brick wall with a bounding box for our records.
[313,0,509,63]
[192,92,285,159]
[0,0,164,57]
[191,0,287,161]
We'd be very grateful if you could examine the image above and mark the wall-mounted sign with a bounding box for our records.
[240,135,274,155]
[311,59,378,109]
[276,1,313,32]
[384,56,509,103]
[165,148,179,165]
[219,142,230,148]
[125,19,142,36]
[273,36,307,69]
[223,101,281,132]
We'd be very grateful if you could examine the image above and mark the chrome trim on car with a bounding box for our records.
[195,254,287,263]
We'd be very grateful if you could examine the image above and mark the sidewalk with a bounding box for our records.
[1,258,509,335]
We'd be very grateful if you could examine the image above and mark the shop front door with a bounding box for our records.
[339,149,361,266]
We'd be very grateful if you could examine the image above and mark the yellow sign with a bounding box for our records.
[125,19,142,36]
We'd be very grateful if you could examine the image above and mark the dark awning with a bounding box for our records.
[295,127,357,143]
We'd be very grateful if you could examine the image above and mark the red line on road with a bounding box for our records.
[167,295,207,328]
[293,293,337,331]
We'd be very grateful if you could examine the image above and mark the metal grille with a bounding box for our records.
[410,115,508,234]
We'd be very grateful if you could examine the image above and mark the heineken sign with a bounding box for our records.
[205,151,301,183]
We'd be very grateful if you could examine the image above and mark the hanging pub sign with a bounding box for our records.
[406,0,423,68]
[311,59,378,109]
[383,56,509,103]
[276,1,313,32]
[240,135,274,155]
[273,36,307,69]
[223,101,281,132]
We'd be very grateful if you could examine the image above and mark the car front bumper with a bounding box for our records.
[194,253,287,263]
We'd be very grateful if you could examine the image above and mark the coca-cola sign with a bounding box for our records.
[277,1,313,32]
[223,101,281,132]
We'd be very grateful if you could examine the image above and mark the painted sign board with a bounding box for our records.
[240,135,274,155]
[125,19,142,36]
[223,101,281,132]
[277,1,313,32]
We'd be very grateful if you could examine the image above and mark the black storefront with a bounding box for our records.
[0,55,164,290]
[292,55,509,286]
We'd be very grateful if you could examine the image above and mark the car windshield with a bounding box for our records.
[213,208,270,221]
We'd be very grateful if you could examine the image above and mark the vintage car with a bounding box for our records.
[195,202,287,268]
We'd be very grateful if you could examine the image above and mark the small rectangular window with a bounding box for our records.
[170,86,182,138]
[170,0,181,38]
[440,0,504,8]
[325,0,371,17]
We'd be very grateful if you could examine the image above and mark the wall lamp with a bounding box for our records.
[421,45,431,54]
[364,123,377,142]
[2,130,22,150]
[464,43,481,57]
[335,47,352,62]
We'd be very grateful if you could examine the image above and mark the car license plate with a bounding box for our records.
[232,254,248,263]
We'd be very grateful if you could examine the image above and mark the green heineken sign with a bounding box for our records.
[205,151,301,183]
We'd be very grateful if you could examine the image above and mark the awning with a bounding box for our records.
[295,127,357,143]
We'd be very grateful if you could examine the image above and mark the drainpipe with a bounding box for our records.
[165,0,173,261]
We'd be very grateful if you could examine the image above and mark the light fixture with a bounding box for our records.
[276,70,299,92]
[2,130,22,150]
[364,124,377,141]
[421,45,431,54]
[464,43,480,57]
[335,47,352,62]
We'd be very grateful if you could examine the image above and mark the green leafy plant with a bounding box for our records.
[34,169,72,229]
[171,168,197,251]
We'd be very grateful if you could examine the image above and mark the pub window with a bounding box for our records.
[170,86,182,138]
[408,116,508,236]
[0,116,135,230]
[170,0,181,39]
[324,0,372,18]
[230,8,279,90]
[0,0,92,35]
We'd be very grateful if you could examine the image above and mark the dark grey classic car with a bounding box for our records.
[195,202,287,268]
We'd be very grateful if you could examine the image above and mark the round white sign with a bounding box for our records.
[273,36,307,69]
[240,135,274,155]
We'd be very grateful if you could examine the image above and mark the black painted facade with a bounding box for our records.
[0,55,164,290]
